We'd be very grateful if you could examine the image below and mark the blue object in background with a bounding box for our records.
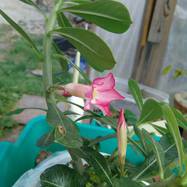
[0,116,145,187]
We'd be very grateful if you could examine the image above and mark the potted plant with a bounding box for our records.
[1,0,187,187]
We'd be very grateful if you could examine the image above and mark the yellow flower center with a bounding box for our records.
[93,89,97,99]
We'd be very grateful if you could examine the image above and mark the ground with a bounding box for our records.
[0,25,72,140]
[0,25,43,139]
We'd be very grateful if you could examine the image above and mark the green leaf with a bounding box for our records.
[75,115,95,122]
[133,127,150,155]
[47,103,83,148]
[52,28,116,71]
[153,124,168,135]
[40,164,83,187]
[113,177,143,187]
[6,108,25,116]
[125,109,138,126]
[162,65,173,75]
[6,107,47,116]
[174,69,184,79]
[37,131,55,147]
[143,130,165,179]
[54,117,83,148]
[148,177,180,187]
[172,108,187,130]
[128,79,143,111]
[69,0,91,4]
[138,99,162,125]
[19,0,35,5]
[54,53,91,84]
[62,0,132,33]
[162,104,185,176]
[0,9,41,58]
[58,58,69,72]
[57,12,72,28]
[74,147,113,186]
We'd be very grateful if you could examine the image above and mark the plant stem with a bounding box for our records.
[43,0,64,94]
[43,1,85,175]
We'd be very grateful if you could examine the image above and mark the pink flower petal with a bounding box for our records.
[97,104,112,116]
[92,73,115,91]
[93,89,124,105]
[118,109,126,127]
[64,83,91,98]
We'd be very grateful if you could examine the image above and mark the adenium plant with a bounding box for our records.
[1,0,187,187]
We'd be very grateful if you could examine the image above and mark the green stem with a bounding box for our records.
[43,0,64,93]
[43,1,85,176]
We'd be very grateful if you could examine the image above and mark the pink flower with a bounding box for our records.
[117,109,127,172]
[85,73,124,116]
[58,73,124,116]
[57,83,91,98]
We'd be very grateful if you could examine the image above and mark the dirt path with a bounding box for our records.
[0,0,44,34]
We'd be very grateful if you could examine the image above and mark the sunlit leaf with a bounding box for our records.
[138,99,162,125]
[162,65,173,75]
[128,79,143,111]
[162,104,185,176]
[172,108,187,130]
[143,130,165,179]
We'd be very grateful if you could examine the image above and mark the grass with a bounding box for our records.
[0,25,72,138]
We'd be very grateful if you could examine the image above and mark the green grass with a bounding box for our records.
[0,23,89,138]
[0,30,44,135]
[0,26,72,137]
[0,39,44,114]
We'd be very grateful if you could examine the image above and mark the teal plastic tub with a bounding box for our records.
[0,115,145,187]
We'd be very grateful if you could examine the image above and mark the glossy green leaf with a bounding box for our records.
[40,164,82,187]
[47,103,83,148]
[53,28,116,71]
[143,130,165,179]
[162,104,185,175]
[0,9,41,58]
[128,79,143,111]
[113,177,143,187]
[62,0,132,33]
[138,99,162,125]
[162,65,173,75]
[57,12,72,28]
